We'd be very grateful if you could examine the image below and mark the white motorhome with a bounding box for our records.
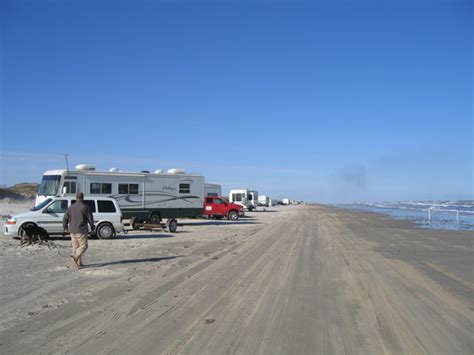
[258,195,270,207]
[205,183,222,197]
[36,164,205,224]
[282,198,291,205]
[229,189,258,211]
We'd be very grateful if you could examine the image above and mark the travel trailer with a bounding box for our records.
[205,183,222,197]
[229,189,258,211]
[35,164,205,224]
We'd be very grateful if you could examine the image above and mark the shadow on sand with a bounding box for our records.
[115,233,175,239]
[84,255,183,268]
[179,220,260,226]
[251,209,279,213]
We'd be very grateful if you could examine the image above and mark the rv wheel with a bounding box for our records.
[167,219,178,233]
[96,223,115,239]
[149,212,161,225]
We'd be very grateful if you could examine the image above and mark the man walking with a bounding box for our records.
[63,192,95,268]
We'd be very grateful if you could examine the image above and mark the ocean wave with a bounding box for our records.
[336,201,474,231]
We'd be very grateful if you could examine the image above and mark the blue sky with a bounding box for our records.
[1,0,472,202]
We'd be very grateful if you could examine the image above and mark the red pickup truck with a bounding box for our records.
[204,196,244,221]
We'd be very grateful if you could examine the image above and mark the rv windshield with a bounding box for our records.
[38,175,61,196]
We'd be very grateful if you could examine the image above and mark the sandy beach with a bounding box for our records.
[0,203,472,354]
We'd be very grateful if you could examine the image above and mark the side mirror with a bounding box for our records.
[43,208,51,214]
[62,186,67,196]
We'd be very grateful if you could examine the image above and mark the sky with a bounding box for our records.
[0,0,472,203]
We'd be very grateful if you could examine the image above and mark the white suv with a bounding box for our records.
[4,196,124,239]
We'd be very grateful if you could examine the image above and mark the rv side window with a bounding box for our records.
[130,184,139,194]
[64,181,76,194]
[91,183,112,194]
[179,183,190,194]
[119,183,139,195]
[118,184,128,194]
[98,200,116,213]
[233,193,242,202]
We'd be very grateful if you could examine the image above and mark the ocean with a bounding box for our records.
[336,201,474,231]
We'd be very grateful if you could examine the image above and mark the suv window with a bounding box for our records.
[215,198,223,205]
[206,197,213,204]
[72,200,96,213]
[98,200,116,213]
[84,200,96,212]
[47,200,68,213]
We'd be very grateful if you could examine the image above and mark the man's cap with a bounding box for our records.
[76,192,84,200]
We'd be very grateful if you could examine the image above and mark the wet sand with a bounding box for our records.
[0,204,472,354]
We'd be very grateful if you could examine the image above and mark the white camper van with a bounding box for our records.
[36,164,205,225]
[229,189,258,211]
[205,183,222,197]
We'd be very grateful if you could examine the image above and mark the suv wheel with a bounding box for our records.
[96,223,115,239]
[228,211,239,221]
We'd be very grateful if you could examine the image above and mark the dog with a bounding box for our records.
[20,225,48,245]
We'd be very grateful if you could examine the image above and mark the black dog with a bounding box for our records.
[20,225,48,245]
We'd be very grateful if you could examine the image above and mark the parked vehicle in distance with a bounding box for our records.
[282,198,291,205]
[205,183,222,197]
[35,164,205,228]
[229,189,259,211]
[203,196,244,221]
[4,196,124,240]
[258,195,271,207]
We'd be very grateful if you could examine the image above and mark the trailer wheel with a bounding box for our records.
[167,219,178,233]
[96,223,115,239]
[228,210,239,221]
[130,217,140,230]
[149,212,161,225]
